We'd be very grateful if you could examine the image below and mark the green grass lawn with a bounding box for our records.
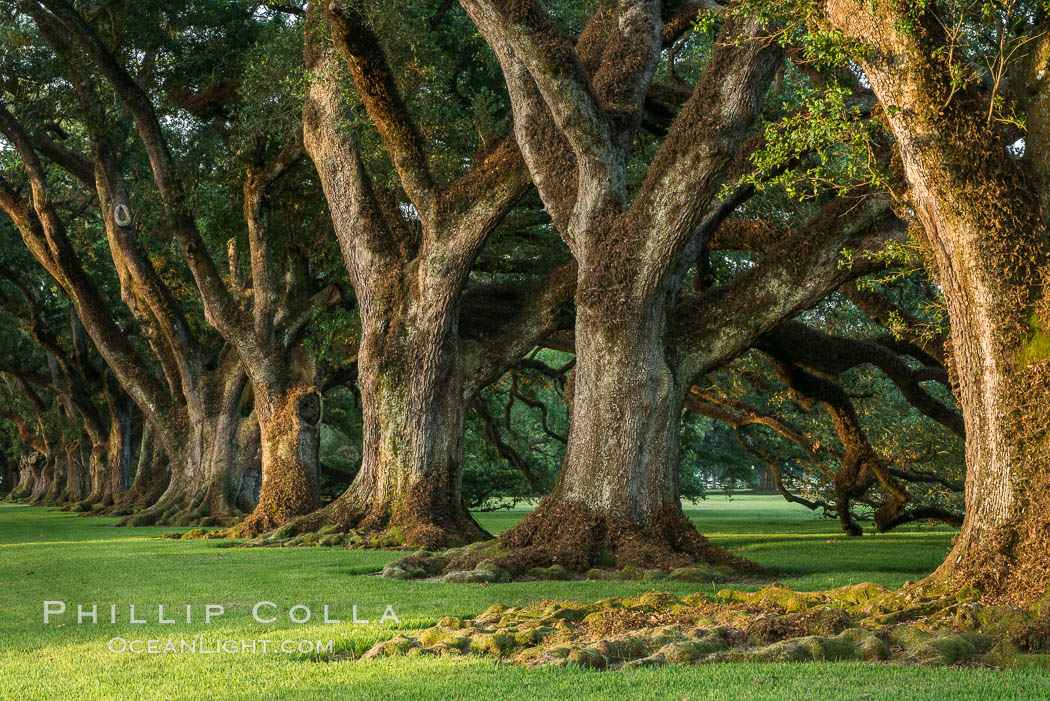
[0,496,1046,699]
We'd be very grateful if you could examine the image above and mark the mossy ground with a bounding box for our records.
[229,522,410,548]
[379,541,752,584]
[368,584,1049,670]
[2,496,1048,699]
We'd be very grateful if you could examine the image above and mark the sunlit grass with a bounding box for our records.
[0,497,1044,700]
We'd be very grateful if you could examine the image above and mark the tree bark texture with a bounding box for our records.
[825,0,1050,602]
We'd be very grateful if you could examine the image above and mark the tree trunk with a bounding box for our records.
[286,313,487,548]
[233,415,261,511]
[299,17,571,549]
[113,421,168,515]
[555,308,683,522]
[756,465,776,494]
[77,442,108,508]
[121,364,253,526]
[76,379,138,512]
[236,384,322,535]
[42,448,73,504]
[29,457,55,503]
[349,350,484,547]
[57,442,90,504]
[100,391,137,506]
[70,428,123,512]
[930,251,1050,599]
[457,4,794,572]
[920,200,1050,601]
[825,0,1050,602]
[9,453,38,500]
[501,301,750,572]
[193,370,258,523]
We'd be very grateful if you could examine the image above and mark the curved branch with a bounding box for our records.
[467,261,577,392]
[326,2,437,225]
[756,320,964,438]
[37,0,240,335]
[839,280,948,366]
[675,194,905,383]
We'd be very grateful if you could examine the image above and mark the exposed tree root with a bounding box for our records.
[108,478,169,518]
[379,541,752,585]
[116,487,243,528]
[62,492,121,515]
[228,491,489,549]
[484,497,759,575]
[375,501,759,585]
[362,582,1050,669]
[929,518,1050,609]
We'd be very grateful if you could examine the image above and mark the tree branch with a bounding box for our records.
[674,194,905,383]
[468,260,577,392]
[302,32,404,301]
[37,0,240,336]
[244,139,305,345]
[0,105,176,447]
[756,320,964,438]
[326,2,438,226]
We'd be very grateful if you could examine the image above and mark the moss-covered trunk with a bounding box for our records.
[102,396,136,505]
[56,443,90,504]
[825,0,1050,602]
[88,384,137,509]
[112,421,168,514]
[501,300,745,572]
[75,411,134,513]
[129,421,226,526]
[28,457,55,503]
[347,354,484,547]
[291,311,486,548]
[236,384,321,536]
[299,25,552,548]
[757,466,777,494]
[233,415,261,511]
[9,453,38,501]
[554,308,683,522]
[79,442,108,507]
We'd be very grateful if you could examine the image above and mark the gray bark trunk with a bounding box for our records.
[310,314,486,547]
[9,453,39,500]
[113,421,168,515]
[121,364,254,526]
[499,298,741,572]
[556,306,683,523]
